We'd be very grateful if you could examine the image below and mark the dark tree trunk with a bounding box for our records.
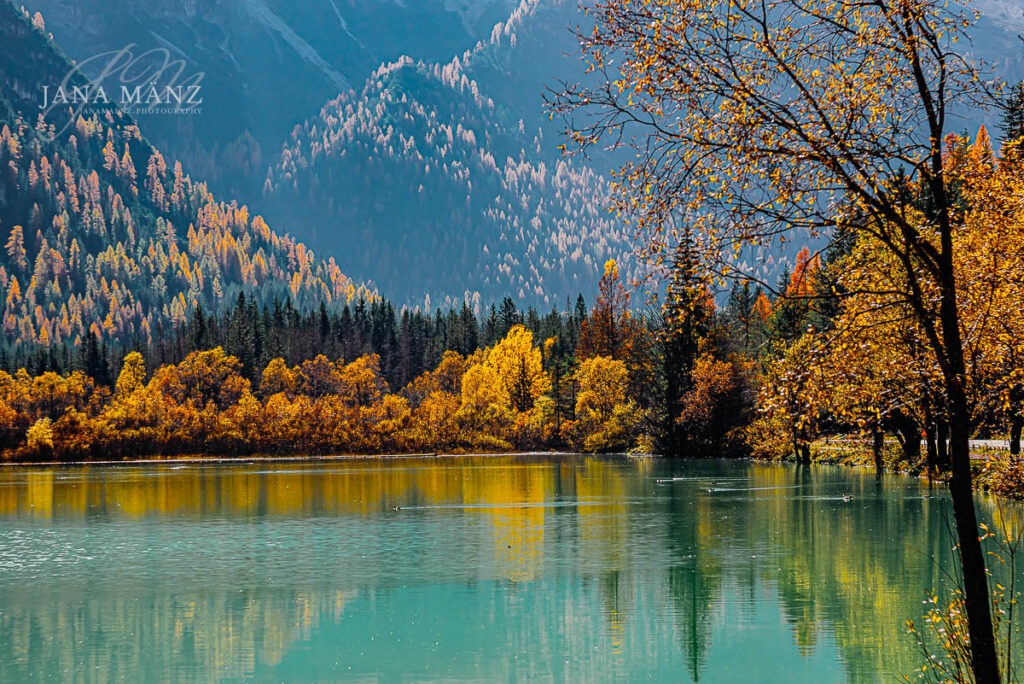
[893,414,921,464]
[925,418,939,478]
[949,420,999,684]
[794,437,811,465]
[937,420,949,471]
[1010,411,1022,460]
[938,280,999,682]
[872,427,884,478]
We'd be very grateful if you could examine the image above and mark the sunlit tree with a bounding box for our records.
[487,325,551,413]
[114,352,147,399]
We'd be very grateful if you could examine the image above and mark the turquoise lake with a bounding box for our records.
[0,455,1016,683]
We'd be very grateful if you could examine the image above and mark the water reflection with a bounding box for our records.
[0,456,1011,683]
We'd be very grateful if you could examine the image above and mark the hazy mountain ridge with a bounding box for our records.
[20,0,636,309]
[21,0,518,196]
[263,0,636,308]
[264,68,632,308]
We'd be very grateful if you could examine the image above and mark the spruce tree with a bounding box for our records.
[660,236,713,454]
[1002,81,1024,144]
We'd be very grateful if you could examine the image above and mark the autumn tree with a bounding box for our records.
[569,354,642,452]
[25,417,53,452]
[403,350,465,406]
[952,139,1024,459]
[487,325,550,413]
[296,355,343,398]
[552,0,1000,675]
[458,362,512,446]
[577,259,640,362]
[767,248,822,345]
[746,335,827,464]
[678,352,749,455]
[153,347,250,410]
[259,358,297,398]
[114,352,147,399]
[337,354,388,408]
[5,225,26,274]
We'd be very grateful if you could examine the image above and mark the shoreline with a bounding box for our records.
[0,450,619,468]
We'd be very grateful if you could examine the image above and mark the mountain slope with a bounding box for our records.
[261,0,636,308]
[20,0,634,308]
[0,2,368,355]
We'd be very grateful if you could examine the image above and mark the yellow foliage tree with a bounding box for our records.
[154,347,250,410]
[576,355,629,422]
[569,355,641,452]
[260,358,297,398]
[26,417,53,452]
[458,363,513,448]
[486,325,550,412]
[115,352,147,399]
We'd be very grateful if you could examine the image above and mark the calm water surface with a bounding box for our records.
[0,455,1017,683]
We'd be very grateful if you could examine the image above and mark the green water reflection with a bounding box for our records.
[0,456,1012,682]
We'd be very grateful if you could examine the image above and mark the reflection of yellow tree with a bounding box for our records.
[743,464,948,682]
[0,460,521,519]
[25,469,54,518]
[575,458,635,656]
[665,489,722,682]
[464,462,554,582]
[1,585,356,682]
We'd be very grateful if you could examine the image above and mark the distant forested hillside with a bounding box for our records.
[0,2,369,365]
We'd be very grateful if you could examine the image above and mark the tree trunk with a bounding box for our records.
[949,419,999,683]
[1010,410,1022,461]
[794,436,811,465]
[937,420,949,471]
[925,421,939,478]
[938,278,1000,682]
[872,427,884,478]
[895,415,921,464]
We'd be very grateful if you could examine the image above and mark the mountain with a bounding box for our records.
[13,0,1022,311]
[258,0,639,308]
[20,0,635,308]
[0,2,368,357]
[21,0,520,199]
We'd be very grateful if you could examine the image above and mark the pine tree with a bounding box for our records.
[1002,81,1024,144]
[498,297,521,339]
[660,237,713,453]
[190,303,209,351]
[723,280,761,355]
